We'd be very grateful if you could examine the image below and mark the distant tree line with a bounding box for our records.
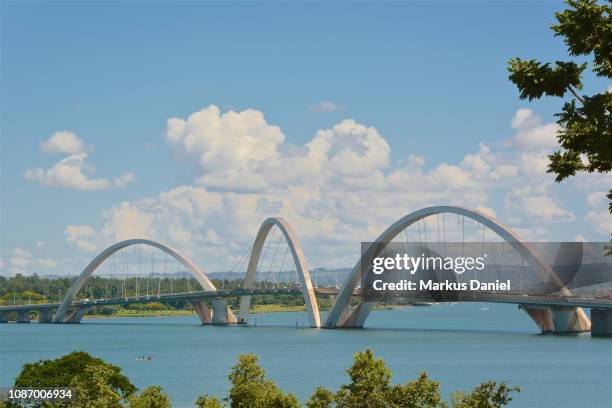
[1,350,519,408]
[0,274,328,318]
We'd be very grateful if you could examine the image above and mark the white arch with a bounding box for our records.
[238,218,321,328]
[53,239,229,323]
[324,206,588,328]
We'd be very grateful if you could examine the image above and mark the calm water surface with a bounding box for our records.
[1,303,611,407]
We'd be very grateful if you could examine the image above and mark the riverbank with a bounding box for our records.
[85,304,307,319]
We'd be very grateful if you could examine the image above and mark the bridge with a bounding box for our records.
[1,206,611,337]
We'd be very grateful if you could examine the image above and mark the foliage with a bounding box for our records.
[69,364,124,408]
[306,349,518,408]
[195,395,224,408]
[451,382,520,408]
[305,387,334,408]
[334,349,391,408]
[507,0,612,222]
[388,372,446,408]
[14,351,136,401]
[332,350,447,408]
[227,354,300,408]
[7,350,520,408]
[128,386,172,408]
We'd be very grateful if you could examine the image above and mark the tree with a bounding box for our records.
[507,0,612,221]
[195,395,225,408]
[13,351,136,407]
[128,386,172,408]
[227,354,299,408]
[334,349,392,408]
[306,387,334,408]
[69,364,125,408]
[451,382,520,408]
[388,372,446,408]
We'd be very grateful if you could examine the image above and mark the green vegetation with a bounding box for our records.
[3,350,519,408]
[507,0,612,223]
[5,351,135,408]
[304,349,519,408]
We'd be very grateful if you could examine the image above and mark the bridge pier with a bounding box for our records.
[191,299,236,325]
[211,299,236,325]
[61,308,91,323]
[591,309,612,338]
[336,301,373,328]
[16,310,31,323]
[38,309,55,324]
[191,301,212,325]
[521,305,590,334]
[0,311,9,323]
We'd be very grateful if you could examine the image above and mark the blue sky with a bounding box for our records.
[1,1,610,275]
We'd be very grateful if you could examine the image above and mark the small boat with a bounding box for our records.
[136,356,155,361]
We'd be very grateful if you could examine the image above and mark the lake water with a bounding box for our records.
[1,303,611,407]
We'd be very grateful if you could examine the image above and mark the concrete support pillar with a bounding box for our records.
[38,309,54,324]
[591,309,612,338]
[521,305,591,333]
[0,312,8,323]
[211,299,236,325]
[16,310,31,323]
[62,308,91,323]
[336,300,373,328]
[191,301,212,325]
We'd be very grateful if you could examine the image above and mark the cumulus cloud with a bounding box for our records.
[508,194,575,222]
[60,106,603,270]
[505,109,560,151]
[114,172,136,188]
[165,106,389,192]
[65,224,97,252]
[41,131,86,155]
[24,154,114,190]
[584,192,612,236]
[309,101,343,112]
[25,133,135,191]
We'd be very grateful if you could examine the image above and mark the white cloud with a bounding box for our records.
[25,153,110,190]
[584,192,612,236]
[165,106,390,192]
[24,153,135,191]
[65,225,97,252]
[2,247,57,276]
[114,172,136,188]
[309,101,343,112]
[505,109,560,151]
[516,195,575,221]
[586,210,612,236]
[61,106,602,270]
[10,248,32,271]
[41,131,86,155]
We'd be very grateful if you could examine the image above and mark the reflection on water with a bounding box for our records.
[1,303,611,408]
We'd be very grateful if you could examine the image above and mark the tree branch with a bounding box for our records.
[568,85,587,105]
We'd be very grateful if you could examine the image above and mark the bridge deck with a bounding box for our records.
[1,288,611,313]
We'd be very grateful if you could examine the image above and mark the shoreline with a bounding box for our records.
[84,304,308,319]
[83,304,410,319]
